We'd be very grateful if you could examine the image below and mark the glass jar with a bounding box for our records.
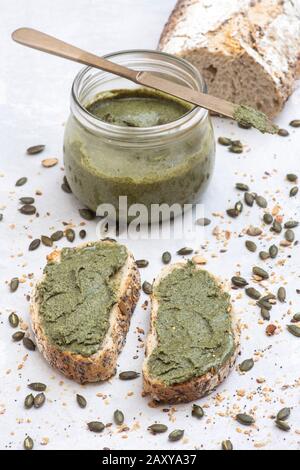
[63,50,215,219]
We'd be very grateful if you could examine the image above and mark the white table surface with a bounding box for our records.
[1,0,300,451]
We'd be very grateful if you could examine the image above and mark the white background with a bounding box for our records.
[1,0,300,450]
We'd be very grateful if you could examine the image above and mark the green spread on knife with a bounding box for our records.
[37,242,127,356]
[147,262,235,385]
[234,104,278,134]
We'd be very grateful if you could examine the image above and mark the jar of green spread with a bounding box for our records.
[64,50,215,219]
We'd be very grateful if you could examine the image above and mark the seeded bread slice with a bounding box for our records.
[143,262,240,403]
[30,240,141,384]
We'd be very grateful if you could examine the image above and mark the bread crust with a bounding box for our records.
[30,240,141,384]
[143,262,240,404]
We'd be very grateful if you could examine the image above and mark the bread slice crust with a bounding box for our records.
[143,262,240,404]
[30,240,141,384]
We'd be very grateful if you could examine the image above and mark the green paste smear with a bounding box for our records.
[234,105,278,134]
[37,242,128,356]
[148,262,235,386]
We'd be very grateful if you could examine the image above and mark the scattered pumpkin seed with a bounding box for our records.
[61,182,72,194]
[148,424,168,434]
[142,281,153,295]
[284,220,298,229]
[271,221,282,233]
[257,299,272,311]
[114,409,124,425]
[269,245,278,259]
[87,421,105,433]
[286,173,298,182]
[23,436,34,450]
[19,197,35,204]
[23,337,36,351]
[277,128,289,137]
[231,276,248,288]
[290,186,298,197]
[9,312,19,328]
[247,226,262,236]
[222,440,233,450]
[16,177,28,187]
[276,420,290,432]
[41,235,53,247]
[261,308,270,321]
[191,404,204,419]
[79,208,96,220]
[65,228,75,243]
[245,287,261,300]
[29,239,41,251]
[42,158,58,168]
[28,383,46,392]
[12,331,25,342]
[236,183,249,192]
[24,394,34,409]
[239,358,254,372]
[227,208,239,218]
[196,217,211,226]
[256,195,267,208]
[136,259,149,268]
[238,121,252,129]
[34,392,45,408]
[285,229,295,242]
[259,251,269,261]
[76,394,87,409]
[229,144,243,154]
[235,201,243,213]
[289,119,300,128]
[287,324,300,337]
[263,213,273,225]
[244,192,255,207]
[292,313,300,322]
[0,214,2,222]
[10,277,19,292]
[177,247,193,255]
[236,413,255,426]
[119,371,140,380]
[79,229,86,239]
[276,407,291,421]
[27,144,45,155]
[253,266,269,279]
[245,240,257,252]
[162,251,172,264]
[168,429,184,442]
[19,204,36,215]
[51,230,64,241]
[218,136,232,146]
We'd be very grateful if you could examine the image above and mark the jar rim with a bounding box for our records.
[71,49,208,141]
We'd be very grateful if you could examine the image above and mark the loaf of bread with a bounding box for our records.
[159,0,300,118]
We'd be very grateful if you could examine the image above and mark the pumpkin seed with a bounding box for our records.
[245,287,261,300]
[292,312,300,322]
[42,158,58,168]
[239,358,254,372]
[10,277,19,292]
[177,247,193,255]
[259,251,269,261]
[289,119,300,128]
[0,214,2,222]
[287,324,300,337]
[276,407,291,421]
[23,436,34,450]
[218,137,232,146]
[244,192,255,207]
[257,299,272,311]
[269,245,278,259]
[235,201,243,213]
[162,251,172,264]
[142,281,153,295]
[263,213,273,225]
[196,217,211,226]
[236,413,255,426]
[238,121,252,129]
[261,293,276,301]
[236,183,249,191]
[271,221,282,234]
[87,421,105,433]
[277,128,289,137]
[253,266,269,279]
[148,424,168,434]
[168,429,184,442]
[227,208,239,218]
[114,409,124,425]
[65,228,75,242]
[229,145,243,154]
[12,331,25,342]
[51,230,64,241]
[222,440,233,450]
[19,204,36,215]
[284,220,298,229]
[9,312,19,328]
[76,394,87,409]
[247,226,262,236]
[34,392,45,408]
[61,182,72,194]
[256,195,267,208]
[28,383,46,392]
[27,144,45,155]
[285,229,295,242]
[136,259,149,268]
[119,371,140,380]
[192,404,204,419]
[231,276,248,288]
[261,308,270,321]
[41,235,53,247]
[79,229,86,239]
[16,177,28,187]
[24,394,34,409]
[245,240,257,252]
[19,197,35,205]
[290,186,298,197]
[29,239,41,251]
[79,208,96,220]
[23,337,36,351]
[276,420,290,432]
[286,173,298,182]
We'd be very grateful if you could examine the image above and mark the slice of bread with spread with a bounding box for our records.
[30,240,140,384]
[159,0,300,118]
[143,261,239,403]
